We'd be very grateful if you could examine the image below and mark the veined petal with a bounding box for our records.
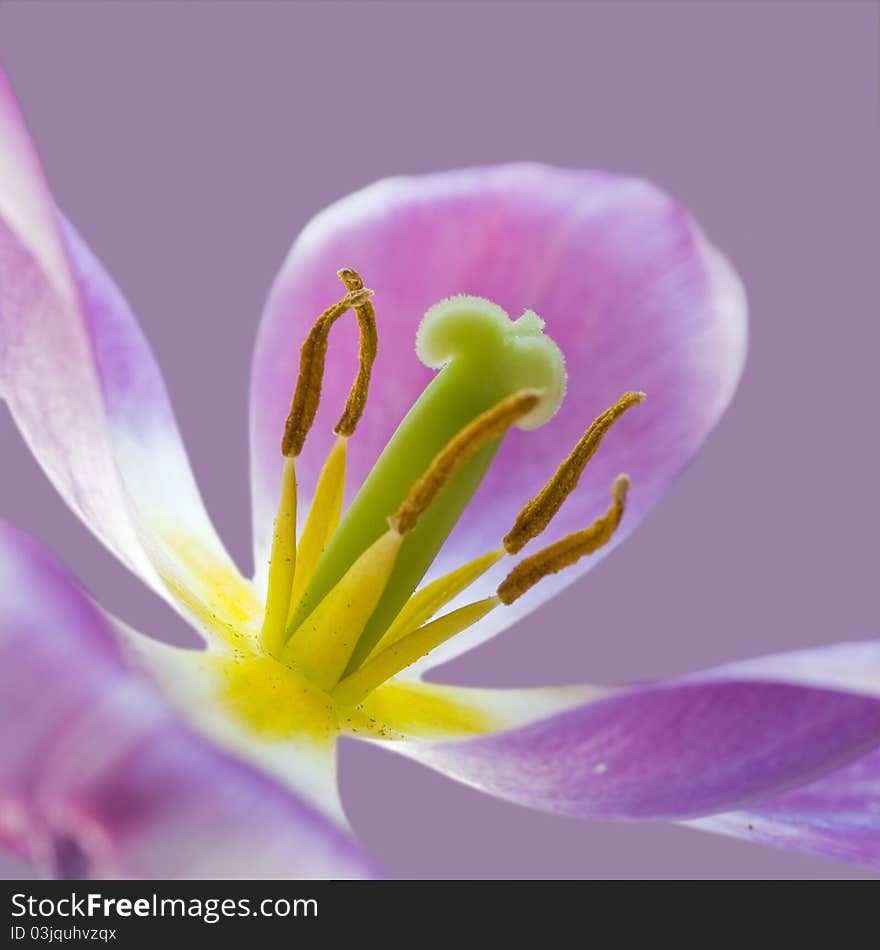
[389,640,880,838]
[0,68,254,646]
[0,521,375,879]
[688,746,880,872]
[249,164,746,662]
[682,640,880,870]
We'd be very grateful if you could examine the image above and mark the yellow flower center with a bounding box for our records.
[207,268,643,741]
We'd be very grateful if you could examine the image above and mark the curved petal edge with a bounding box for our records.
[0,520,377,879]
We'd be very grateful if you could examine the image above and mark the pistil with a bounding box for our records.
[282,390,540,690]
[259,276,645,711]
[389,389,543,535]
[286,296,567,669]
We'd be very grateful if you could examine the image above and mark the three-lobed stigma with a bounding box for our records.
[259,269,644,705]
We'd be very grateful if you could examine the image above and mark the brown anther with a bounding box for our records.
[502,391,644,553]
[280,283,374,458]
[389,389,543,536]
[497,475,630,605]
[334,268,378,438]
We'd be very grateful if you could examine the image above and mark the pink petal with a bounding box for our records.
[250,164,746,661]
[0,521,376,879]
[0,67,237,614]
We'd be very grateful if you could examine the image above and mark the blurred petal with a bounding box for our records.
[393,640,880,826]
[250,164,746,664]
[118,630,348,827]
[689,746,880,872]
[0,68,254,645]
[0,521,376,879]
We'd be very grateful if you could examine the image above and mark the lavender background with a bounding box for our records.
[0,0,877,879]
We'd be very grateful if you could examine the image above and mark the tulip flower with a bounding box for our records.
[1,67,877,879]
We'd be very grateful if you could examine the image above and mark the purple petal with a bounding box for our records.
[690,746,880,872]
[0,521,376,879]
[250,165,746,659]
[402,653,880,823]
[0,68,242,626]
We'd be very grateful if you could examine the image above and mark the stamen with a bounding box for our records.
[259,456,298,655]
[497,475,630,605]
[334,268,378,438]
[503,391,644,554]
[332,478,629,700]
[288,434,348,618]
[280,284,374,458]
[354,395,643,663]
[262,271,375,654]
[389,389,542,536]
[365,548,505,659]
[282,390,539,686]
[332,597,499,707]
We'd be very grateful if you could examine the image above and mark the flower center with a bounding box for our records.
[257,269,643,708]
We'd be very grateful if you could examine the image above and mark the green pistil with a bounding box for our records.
[285,295,566,672]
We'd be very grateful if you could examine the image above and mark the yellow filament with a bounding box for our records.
[280,284,374,458]
[367,548,505,659]
[333,596,499,706]
[288,435,348,619]
[260,456,298,655]
[282,529,404,691]
[498,475,630,605]
[389,389,542,536]
[503,391,644,554]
